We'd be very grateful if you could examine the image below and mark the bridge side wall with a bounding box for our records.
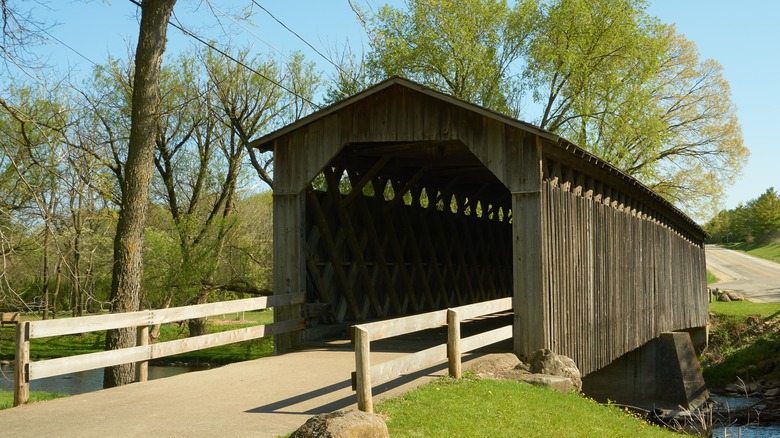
[541,181,707,376]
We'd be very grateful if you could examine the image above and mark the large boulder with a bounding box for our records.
[290,410,389,438]
[528,349,582,392]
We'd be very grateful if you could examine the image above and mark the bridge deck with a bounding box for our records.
[0,348,417,437]
[0,333,504,437]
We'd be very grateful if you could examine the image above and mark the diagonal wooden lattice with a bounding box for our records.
[304,165,513,323]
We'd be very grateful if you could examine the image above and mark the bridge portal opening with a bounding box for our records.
[303,140,513,339]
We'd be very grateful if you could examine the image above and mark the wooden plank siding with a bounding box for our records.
[541,181,707,376]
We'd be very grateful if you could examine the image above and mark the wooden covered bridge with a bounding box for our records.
[250,77,708,379]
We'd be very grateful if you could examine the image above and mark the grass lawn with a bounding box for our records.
[708,300,780,319]
[376,377,678,437]
[0,389,68,410]
[706,270,719,284]
[702,301,780,386]
[720,242,780,264]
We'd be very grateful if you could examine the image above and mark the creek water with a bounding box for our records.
[0,362,208,396]
[710,395,780,438]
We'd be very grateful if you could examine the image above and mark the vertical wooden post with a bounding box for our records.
[135,325,149,382]
[272,192,305,354]
[447,309,462,378]
[14,321,30,406]
[510,133,548,359]
[354,326,373,413]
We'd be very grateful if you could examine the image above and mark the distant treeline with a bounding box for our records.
[705,188,780,243]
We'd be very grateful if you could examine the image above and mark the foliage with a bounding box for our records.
[361,0,748,218]
[0,38,312,324]
[366,0,534,115]
[376,377,677,437]
[702,301,780,386]
[705,188,780,244]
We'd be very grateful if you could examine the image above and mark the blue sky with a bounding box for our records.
[15,0,779,216]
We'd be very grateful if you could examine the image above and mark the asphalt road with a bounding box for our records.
[705,244,780,303]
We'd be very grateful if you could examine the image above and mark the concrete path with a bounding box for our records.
[0,345,469,437]
[706,244,780,303]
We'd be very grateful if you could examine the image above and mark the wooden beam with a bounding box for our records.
[511,132,548,359]
[343,156,392,205]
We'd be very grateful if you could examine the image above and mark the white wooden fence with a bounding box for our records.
[13,293,304,406]
[352,297,513,413]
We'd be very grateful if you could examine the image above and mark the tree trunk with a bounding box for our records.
[51,260,61,318]
[104,0,176,389]
[42,225,50,320]
[188,290,210,337]
[149,294,173,342]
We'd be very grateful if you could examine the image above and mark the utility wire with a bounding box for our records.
[251,0,349,77]
[28,20,99,68]
[127,0,321,110]
[202,0,296,64]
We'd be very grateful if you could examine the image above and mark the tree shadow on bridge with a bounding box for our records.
[244,313,513,415]
[243,361,453,415]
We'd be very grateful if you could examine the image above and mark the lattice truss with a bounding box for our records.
[304,163,513,325]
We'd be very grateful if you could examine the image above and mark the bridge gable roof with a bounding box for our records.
[250,76,705,241]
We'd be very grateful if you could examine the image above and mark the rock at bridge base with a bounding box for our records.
[528,348,582,392]
[290,410,388,438]
[517,374,576,393]
[464,352,578,393]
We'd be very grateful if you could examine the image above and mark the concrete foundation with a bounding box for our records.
[581,332,709,411]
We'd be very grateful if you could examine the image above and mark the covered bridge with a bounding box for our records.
[250,77,708,377]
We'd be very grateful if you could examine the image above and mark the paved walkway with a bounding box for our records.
[0,344,486,437]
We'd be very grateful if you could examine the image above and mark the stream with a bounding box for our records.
[710,395,780,438]
[0,362,209,396]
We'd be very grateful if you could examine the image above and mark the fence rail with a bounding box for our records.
[13,293,304,406]
[352,297,512,413]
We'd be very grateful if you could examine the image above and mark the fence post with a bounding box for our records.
[135,325,149,382]
[354,326,373,413]
[447,309,462,378]
[14,321,30,406]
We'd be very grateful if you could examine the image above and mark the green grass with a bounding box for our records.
[0,389,68,410]
[0,309,275,364]
[706,270,719,284]
[708,300,780,319]
[376,377,678,437]
[720,241,780,264]
[702,301,780,386]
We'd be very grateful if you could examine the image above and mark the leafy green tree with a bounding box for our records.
[367,0,536,115]
[747,188,780,242]
[363,0,748,218]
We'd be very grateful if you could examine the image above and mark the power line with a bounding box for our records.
[33,24,99,68]
[127,0,320,110]
[202,0,296,64]
[252,0,348,77]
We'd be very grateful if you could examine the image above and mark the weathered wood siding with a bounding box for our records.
[541,181,707,376]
